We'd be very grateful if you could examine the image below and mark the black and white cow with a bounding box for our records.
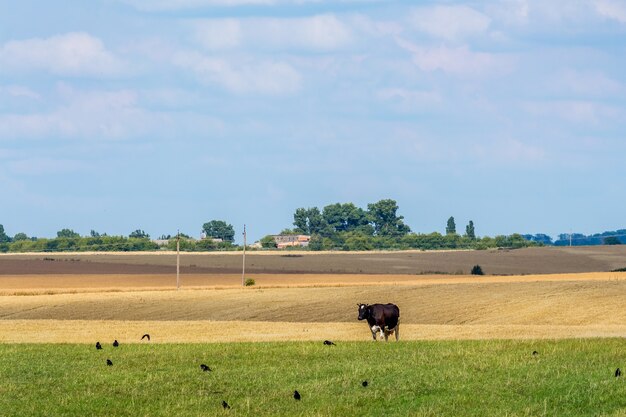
[357,303,400,341]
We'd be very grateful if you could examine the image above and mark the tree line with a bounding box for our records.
[0,221,238,253]
[261,199,537,251]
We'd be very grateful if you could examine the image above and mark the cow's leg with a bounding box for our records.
[384,328,389,342]
[395,323,400,341]
[371,325,381,341]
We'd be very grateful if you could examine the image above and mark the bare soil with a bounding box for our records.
[2,246,626,275]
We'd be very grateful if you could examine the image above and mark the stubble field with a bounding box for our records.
[3,248,626,415]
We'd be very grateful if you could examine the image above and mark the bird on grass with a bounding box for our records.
[113,340,119,347]
[106,359,113,366]
[200,364,212,372]
[221,400,230,409]
[95,342,102,350]
[141,334,150,341]
[362,380,369,387]
[616,368,622,377]
[293,390,301,401]
[323,340,336,346]
[532,351,538,356]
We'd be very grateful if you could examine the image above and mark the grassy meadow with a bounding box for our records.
[2,339,626,416]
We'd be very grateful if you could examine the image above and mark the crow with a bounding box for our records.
[221,400,230,409]
[362,380,369,387]
[293,390,301,401]
[200,364,212,372]
[113,340,119,347]
[106,359,113,366]
[532,351,538,356]
[323,340,336,346]
[141,334,150,341]
[95,342,102,350]
[616,368,622,377]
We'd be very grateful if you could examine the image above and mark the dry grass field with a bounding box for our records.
[2,247,626,344]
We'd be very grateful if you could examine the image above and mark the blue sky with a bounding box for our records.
[1,0,625,243]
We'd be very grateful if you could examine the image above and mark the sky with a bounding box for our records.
[0,0,625,243]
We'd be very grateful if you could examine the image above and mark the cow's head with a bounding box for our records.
[357,303,369,320]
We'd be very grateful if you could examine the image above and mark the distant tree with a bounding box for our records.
[308,234,325,251]
[202,220,235,242]
[280,228,298,235]
[367,199,410,237]
[57,229,80,238]
[322,203,371,234]
[604,236,622,245]
[293,207,331,236]
[260,235,277,248]
[129,229,150,239]
[0,225,10,243]
[465,220,475,239]
[446,216,456,235]
[471,265,484,275]
[13,232,29,241]
[90,230,101,238]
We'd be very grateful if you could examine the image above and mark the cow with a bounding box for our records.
[357,303,400,341]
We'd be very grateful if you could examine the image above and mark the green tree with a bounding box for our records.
[293,207,331,236]
[57,229,80,238]
[465,220,475,239]
[0,225,11,243]
[129,229,150,239]
[13,232,29,241]
[603,236,622,245]
[260,235,277,248]
[367,199,410,237]
[322,203,371,234]
[446,216,456,235]
[202,220,235,242]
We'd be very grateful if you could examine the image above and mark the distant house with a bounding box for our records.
[272,234,310,249]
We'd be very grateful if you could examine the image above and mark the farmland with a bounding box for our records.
[2,247,626,415]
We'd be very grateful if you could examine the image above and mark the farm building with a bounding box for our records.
[272,234,310,249]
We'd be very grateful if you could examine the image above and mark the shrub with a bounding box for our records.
[244,278,256,286]
[471,265,484,275]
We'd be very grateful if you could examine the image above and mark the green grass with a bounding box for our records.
[2,340,626,416]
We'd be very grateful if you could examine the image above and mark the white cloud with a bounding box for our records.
[1,85,41,100]
[409,5,491,41]
[377,88,442,111]
[8,158,90,176]
[472,138,545,164]
[553,69,624,97]
[174,51,301,94]
[0,33,124,77]
[193,14,353,51]
[522,100,622,125]
[0,86,152,140]
[120,0,376,11]
[594,0,626,23]
[395,37,510,77]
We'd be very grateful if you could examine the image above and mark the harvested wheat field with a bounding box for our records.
[2,270,626,343]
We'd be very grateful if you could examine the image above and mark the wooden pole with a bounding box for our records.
[176,230,180,290]
[242,224,246,286]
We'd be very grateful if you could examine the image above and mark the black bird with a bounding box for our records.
[616,368,622,377]
[200,364,212,372]
[323,340,336,346]
[95,342,102,350]
[141,334,150,341]
[362,380,369,387]
[106,359,113,366]
[532,351,538,356]
[221,400,230,409]
[113,340,119,347]
[293,390,301,401]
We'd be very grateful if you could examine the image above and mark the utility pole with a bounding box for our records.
[569,229,572,247]
[242,224,246,286]
[176,230,180,290]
